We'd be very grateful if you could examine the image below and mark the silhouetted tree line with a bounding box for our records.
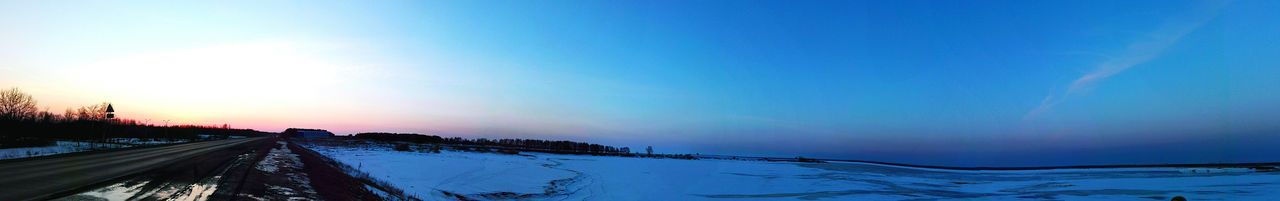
[0,88,269,148]
[353,132,634,155]
[354,132,445,144]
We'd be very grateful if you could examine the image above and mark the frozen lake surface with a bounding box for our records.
[307,143,1280,201]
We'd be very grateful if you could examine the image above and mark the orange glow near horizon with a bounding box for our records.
[4,40,419,134]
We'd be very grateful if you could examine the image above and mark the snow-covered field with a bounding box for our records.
[306,143,1280,201]
[0,141,130,160]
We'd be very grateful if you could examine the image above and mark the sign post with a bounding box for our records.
[103,104,114,144]
[106,104,115,119]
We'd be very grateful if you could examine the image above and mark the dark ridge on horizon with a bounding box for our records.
[692,153,1280,171]
[819,158,1280,171]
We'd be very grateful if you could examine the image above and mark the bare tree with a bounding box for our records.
[62,108,80,121]
[35,108,56,123]
[0,88,38,120]
[65,102,111,121]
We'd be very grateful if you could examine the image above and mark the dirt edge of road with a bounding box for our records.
[289,140,419,201]
[209,137,277,199]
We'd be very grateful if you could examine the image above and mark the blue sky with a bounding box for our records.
[2,0,1278,166]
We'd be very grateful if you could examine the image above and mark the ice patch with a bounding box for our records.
[66,181,152,200]
[170,175,221,201]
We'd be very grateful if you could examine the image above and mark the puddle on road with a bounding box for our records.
[57,181,152,201]
[53,153,252,201]
[55,174,224,201]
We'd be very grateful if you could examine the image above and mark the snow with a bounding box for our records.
[66,181,153,200]
[0,138,197,160]
[60,163,230,201]
[256,141,317,200]
[307,145,572,197]
[306,143,1280,201]
[62,172,226,201]
[108,138,191,145]
[171,175,222,201]
[365,185,393,200]
[256,141,302,173]
[0,141,130,160]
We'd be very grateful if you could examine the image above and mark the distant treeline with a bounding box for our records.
[1,120,267,140]
[353,132,637,156]
[0,88,270,148]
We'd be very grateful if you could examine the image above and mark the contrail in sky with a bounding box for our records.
[1024,2,1228,121]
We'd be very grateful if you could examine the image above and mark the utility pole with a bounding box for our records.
[144,119,151,139]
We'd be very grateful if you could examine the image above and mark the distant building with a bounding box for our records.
[282,128,334,138]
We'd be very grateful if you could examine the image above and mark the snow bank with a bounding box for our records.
[108,138,192,145]
[0,141,131,160]
[0,138,197,160]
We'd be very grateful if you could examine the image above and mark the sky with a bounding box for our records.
[2,0,1278,167]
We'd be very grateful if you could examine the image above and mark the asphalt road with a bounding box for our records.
[0,138,262,201]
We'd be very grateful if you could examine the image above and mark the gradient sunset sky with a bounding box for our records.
[3,0,1278,167]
